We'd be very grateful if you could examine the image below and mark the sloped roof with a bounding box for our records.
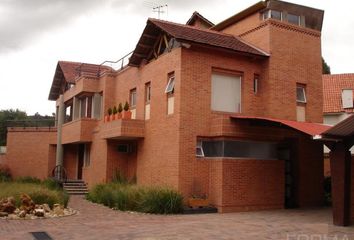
[48,61,111,101]
[323,74,354,114]
[129,18,269,66]
[231,115,331,136]
[186,11,214,28]
[322,114,354,138]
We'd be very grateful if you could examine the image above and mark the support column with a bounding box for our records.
[56,95,65,168]
[329,142,351,226]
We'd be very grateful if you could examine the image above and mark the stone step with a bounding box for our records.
[65,191,88,195]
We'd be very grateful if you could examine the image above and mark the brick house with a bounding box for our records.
[323,74,354,176]
[6,0,347,215]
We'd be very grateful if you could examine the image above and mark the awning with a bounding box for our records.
[321,114,354,138]
[230,115,331,136]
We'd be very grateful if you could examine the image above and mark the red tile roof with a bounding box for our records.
[150,19,268,56]
[186,11,214,28]
[129,18,269,66]
[58,61,81,83]
[231,115,331,136]
[323,74,354,113]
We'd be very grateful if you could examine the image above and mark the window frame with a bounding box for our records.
[253,74,259,94]
[165,75,175,94]
[196,140,205,157]
[287,13,300,25]
[296,85,307,103]
[262,9,282,21]
[130,88,137,108]
[145,82,151,104]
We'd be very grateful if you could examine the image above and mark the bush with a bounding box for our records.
[15,176,41,184]
[0,164,11,182]
[87,183,183,214]
[0,182,69,209]
[42,178,61,191]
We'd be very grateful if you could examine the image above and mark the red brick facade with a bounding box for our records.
[4,1,329,213]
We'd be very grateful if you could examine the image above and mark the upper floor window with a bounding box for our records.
[296,85,307,103]
[342,89,353,109]
[80,96,92,118]
[287,13,300,25]
[211,72,241,113]
[253,74,259,94]
[263,10,282,21]
[130,88,137,108]
[165,75,175,94]
[145,82,151,104]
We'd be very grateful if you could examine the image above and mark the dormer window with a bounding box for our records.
[342,89,353,109]
[287,13,300,25]
[263,10,282,21]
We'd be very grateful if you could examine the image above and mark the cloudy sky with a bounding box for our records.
[0,0,353,115]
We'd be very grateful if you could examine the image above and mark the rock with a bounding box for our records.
[53,205,64,216]
[42,204,51,212]
[18,210,26,218]
[34,209,45,217]
[20,193,35,214]
[0,197,16,214]
[0,212,8,217]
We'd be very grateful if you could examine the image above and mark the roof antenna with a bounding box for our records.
[153,4,168,19]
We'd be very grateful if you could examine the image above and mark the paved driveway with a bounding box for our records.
[0,196,353,240]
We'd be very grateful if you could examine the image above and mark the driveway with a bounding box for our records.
[0,196,353,240]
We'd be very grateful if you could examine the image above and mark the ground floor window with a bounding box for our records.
[84,144,90,167]
[197,139,278,159]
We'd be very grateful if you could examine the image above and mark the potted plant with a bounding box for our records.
[117,103,123,119]
[112,106,118,120]
[188,194,209,208]
[106,108,113,122]
[122,101,132,119]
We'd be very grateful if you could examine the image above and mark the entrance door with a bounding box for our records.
[77,144,85,180]
[278,140,298,208]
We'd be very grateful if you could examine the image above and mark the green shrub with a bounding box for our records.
[87,183,183,214]
[42,178,61,190]
[112,170,128,184]
[0,182,69,208]
[15,176,41,184]
[0,164,11,182]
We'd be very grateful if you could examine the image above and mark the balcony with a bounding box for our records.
[62,118,98,144]
[100,119,145,139]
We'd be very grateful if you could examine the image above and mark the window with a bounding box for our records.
[80,96,92,118]
[342,89,353,108]
[145,82,151,104]
[130,88,137,108]
[211,72,241,113]
[165,75,175,94]
[296,85,306,103]
[287,13,300,25]
[253,74,259,94]
[84,144,90,167]
[196,141,204,157]
[200,140,278,160]
[263,10,282,21]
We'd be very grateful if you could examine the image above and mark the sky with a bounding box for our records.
[0,0,353,115]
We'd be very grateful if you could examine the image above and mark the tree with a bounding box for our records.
[0,109,27,146]
[322,57,331,74]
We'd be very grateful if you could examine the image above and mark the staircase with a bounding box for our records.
[63,180,88,195]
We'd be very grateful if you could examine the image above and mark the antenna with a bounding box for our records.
[153,4,168,19]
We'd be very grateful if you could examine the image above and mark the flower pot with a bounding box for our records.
[188,198,209,208]
[122,110,132,119]
[109,115,114,121]
[105,115,110,122]
[117,113,122,119]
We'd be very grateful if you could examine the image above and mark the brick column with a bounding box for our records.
[329,142,351,226]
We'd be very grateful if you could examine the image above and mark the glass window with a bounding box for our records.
[145,82,151,104]
[201,140,278,160]
[196,141,204,157]
[130,88,137,107]
[296,86,306,103]
[287,13,300,25]
[342,89,353,109]
[263,10,282,21]
[211,72,241,113]
[254,74,259,94]
[165,75,175,94]
[84,144,90,167]
[80,96,92,118]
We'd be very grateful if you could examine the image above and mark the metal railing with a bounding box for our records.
[52,165,68,183]
[75,51,133,80]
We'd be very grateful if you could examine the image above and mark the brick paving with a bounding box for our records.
[0,196,353,240]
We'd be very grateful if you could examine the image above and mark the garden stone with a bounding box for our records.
[0,212,8,217]
[53,205,64,216]
[0,197,16,214]
[42,204,51,212]
[34,209,45,217]
[20,193,35,214]
[18,210,26,218]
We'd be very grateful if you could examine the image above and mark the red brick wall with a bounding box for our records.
[6,128,56,180]
[0,154,6,165]
[351,156,354,223]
